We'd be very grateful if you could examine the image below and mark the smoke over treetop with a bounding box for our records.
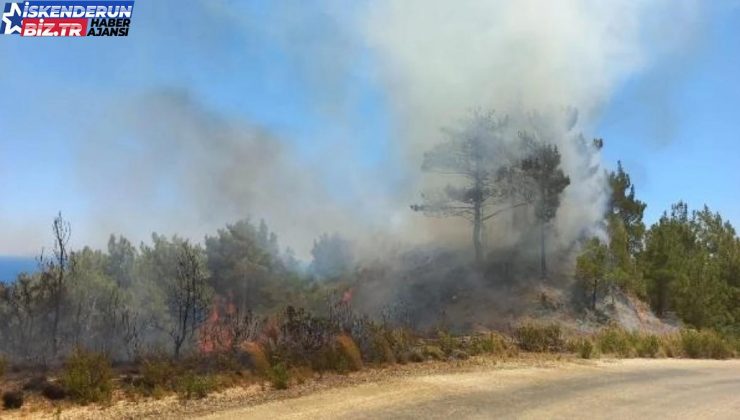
[360,0,702,254]
[77,90,391,258]
[0,0,706,258]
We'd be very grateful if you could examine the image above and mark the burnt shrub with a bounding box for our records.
[2,390,24,410]
[41,381,68,400]
[138,357,179,396]
[336,334,363,371]
[270,306,336,370]
[515,322,564,352]
[61,348,113,405]
[22,375,49,392]
[21,375,68,400]
[242,342,271,376]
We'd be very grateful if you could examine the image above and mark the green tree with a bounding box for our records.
[106,235,137,289]
[608,161,647,256]
[641,202,737,330]
[309,233,354,280]
[576,238,608,310]
[205,219,276,311]
[519,140,570,279]
[412,111,527,263]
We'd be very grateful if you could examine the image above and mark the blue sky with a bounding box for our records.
[597,2,740,226]
[0,1,738,255]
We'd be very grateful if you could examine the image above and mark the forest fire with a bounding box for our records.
[199,297,238,354]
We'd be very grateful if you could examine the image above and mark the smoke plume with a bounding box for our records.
[5,0,703,261]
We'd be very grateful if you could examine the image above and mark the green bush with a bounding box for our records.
[515,323,564,352]
[437,331,460,355]
[471,333,511,356]
[567,338,595,359]
[659,334,682,358]
[2,390,23,410]
[176,373,216,400]
[269,363,290,390]
[635,335,661,358]
[680,329,733,359]
[61,348,114,405]
[422,345,446,360]
[596,327,634,357]
[386,329,414,360]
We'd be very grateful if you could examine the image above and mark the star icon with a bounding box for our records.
[1,3,23,35]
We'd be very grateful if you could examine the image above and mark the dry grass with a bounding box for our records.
[515,322,565,352]
[242,342,270,376]
[336,335,363,372]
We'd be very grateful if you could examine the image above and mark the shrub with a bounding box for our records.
[450,349,469,360]
[61,348,114,405]
[269,363,290,390]
[680,330,733,359]
[22,376,49,392]
[242,342,270,376]
[469,333,510,356]
[272,306,336,369]
[401,349,425,363]
[437,331,460,356]
[290,366,314,385]
[176,373,215,400]
[659,334,683,358]
[386,329,414,360]
[422,345,445,360]
[635,335,660,358]
[0,356,7,378]
[370,332,396,364]
[42,381,68,400]
[515,323,564,352]
[2,390,24,410]
[596,327,634,357]
[568,337,595,359]
[336,334,363,371]
[139,358,178,396]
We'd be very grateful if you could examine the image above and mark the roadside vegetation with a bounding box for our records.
[0,312,737,413]
[0,112,738,413]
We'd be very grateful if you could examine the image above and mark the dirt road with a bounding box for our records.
[202,359,740,419]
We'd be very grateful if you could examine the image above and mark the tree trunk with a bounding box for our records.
[592,279,597,310]
[656,277,665,317]
[473,203,482,264]
[540,221,547,280]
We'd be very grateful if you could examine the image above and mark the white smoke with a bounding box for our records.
[2,0,705,259]
[360,0,702,248]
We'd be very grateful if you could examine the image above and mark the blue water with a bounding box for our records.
[0,256,37,283]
